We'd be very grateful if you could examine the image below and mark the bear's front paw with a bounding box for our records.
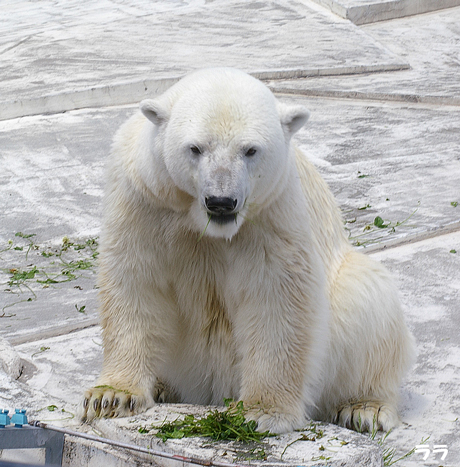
[245,405,305,434]
[81,386,150,422]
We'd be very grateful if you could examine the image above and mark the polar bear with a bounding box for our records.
[82,67,415,434]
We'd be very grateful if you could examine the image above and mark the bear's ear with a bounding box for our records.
[140,99,169,126]
[278,103,310,136]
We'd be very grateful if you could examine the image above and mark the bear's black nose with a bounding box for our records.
[205,197,237,215]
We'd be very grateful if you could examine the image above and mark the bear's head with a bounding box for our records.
[140,68,309,240]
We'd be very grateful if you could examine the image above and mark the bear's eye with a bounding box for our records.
[245,147,257,157]
[190,145,202,155]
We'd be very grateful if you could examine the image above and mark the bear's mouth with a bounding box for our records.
[209,213,237,225]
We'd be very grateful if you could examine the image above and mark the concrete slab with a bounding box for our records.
[94,411,383,467]
[0,0,409,120]
[309,0,460,24]
[269,6,460,105]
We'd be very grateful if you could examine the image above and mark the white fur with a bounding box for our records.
[82,68,415,433]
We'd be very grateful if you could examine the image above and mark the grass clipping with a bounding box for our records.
[141,400,270,443]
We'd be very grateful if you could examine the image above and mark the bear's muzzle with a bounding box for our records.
[205,197,238,224]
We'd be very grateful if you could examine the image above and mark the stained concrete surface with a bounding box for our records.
[0,0,459,466]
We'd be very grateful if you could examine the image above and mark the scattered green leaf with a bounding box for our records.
[15,232,36,239]
[373,216,389,229]
[37,404,75,420]
[197,215,212,243]
[32,346,50,357]
[1,235,99,312]
[367,417,428,466]
[8,266,39,286]
[280,422,324,459]
[237,447,267,461]
[347,203,420,247]
[75,304,86,313]
[150,400,270,443]
[311,454,332,462]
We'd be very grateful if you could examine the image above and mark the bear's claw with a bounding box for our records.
[335,400,398,432]
[81,386,147,422]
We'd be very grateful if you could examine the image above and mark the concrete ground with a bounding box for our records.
[0,1,459,466]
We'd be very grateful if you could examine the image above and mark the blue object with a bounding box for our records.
[0,409,10,427]
[0,424,64,464]
[10,409,28,427]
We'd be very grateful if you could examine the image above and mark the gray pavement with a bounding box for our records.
[0,1,459,466]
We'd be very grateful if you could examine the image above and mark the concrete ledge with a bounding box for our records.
[0,63,410,122]
[90,405,383,467]
[270,85,460,107]
[0,78,179,122]
[310,0,460,24]
[63,436,152,467]
[8,319,100,347]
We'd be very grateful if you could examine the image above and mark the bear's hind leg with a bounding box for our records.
[322,251,415,433]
